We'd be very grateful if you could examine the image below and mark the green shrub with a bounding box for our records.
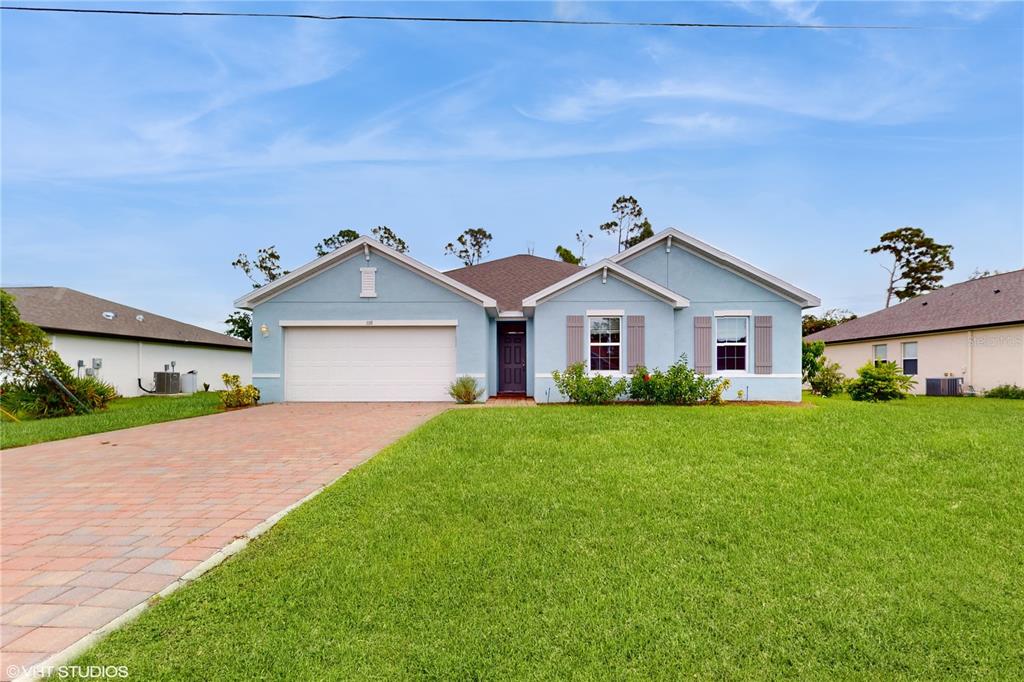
[847,362,915,402]
[1,372,117,419]
[627,356,730,405]
[985,384,1024,399]
[73,376,119,409]
[809,361,847,397]
[448,376,484,404]
[802,340,825,384]
[551,363,627,404]
[220,373,260,408]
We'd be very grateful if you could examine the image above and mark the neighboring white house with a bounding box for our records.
[4,286,251,397]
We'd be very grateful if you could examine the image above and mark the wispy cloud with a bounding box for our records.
[732,0,823,25]
[525,58,950,126]
[767,1,822,25]
[644,113,741,134]
[3,16,358,181]
[940,1,1001,22]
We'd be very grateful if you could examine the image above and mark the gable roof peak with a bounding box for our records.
[234,235,498,312]
[609,227,820,308]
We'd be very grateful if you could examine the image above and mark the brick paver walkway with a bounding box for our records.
[0,402,446,678]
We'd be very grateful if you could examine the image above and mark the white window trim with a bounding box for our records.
[586,308,625,317]
[714,315,749,374]
[901,341,918,375]
[873,343,888,364]
[588,315,623,374]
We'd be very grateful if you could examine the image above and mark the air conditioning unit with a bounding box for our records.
[925,377,963,397]
[153,371,181,394]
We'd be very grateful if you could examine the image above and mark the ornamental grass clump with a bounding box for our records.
[448,376,484,404]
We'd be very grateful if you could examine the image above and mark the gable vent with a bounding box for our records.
[360,267,377,298]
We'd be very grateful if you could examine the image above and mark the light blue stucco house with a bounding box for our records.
[235,229,819,403]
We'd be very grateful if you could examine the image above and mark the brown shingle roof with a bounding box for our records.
[445,255,581,312]
[3,287,251,349]
[806,269,1024,344]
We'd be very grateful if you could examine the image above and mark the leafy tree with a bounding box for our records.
[622,218,654,249]
[224,311,253,342]
[371,225,409,253]
[555,246,582,265]
[445,228,493,266]
[867,227,954,307]
[232,246,287,288]
[600,196,651,253]
[229,245,288,342]
[1,290,60,386]
[802,340,825,384]
[802,308,857,336]
[555,229,593,265]
[314,229,360,257]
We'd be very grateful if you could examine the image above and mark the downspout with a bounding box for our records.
[966,330,973,390]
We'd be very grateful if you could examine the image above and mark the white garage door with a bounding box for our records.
[284,325,456,402]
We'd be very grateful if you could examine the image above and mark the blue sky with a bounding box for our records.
[2,1,1022,332]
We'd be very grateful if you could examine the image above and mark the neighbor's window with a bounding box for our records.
[589,317,621,372]
[902,342,918,375]
[873,344,888,366]
[716,317,748,372]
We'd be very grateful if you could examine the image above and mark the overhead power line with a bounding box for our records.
[0,5,922,30]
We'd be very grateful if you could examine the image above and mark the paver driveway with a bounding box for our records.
[0,402,447,678]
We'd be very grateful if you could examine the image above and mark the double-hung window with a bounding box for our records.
[715,317,747,372]
[901,342,918,375]
[873,344,888,366]
[589,317,621,372]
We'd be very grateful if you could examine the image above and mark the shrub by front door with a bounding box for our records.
[498,322,526,394]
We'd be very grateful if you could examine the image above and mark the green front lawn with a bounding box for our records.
[77,397,1022,678]
[0,392,223,449]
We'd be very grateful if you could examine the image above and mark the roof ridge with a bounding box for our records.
[444,253,580,273]
[806,268,1023,343]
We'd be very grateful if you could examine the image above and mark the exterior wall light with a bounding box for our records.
[259,323,270,338]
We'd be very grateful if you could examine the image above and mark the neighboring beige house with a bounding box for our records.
[806,270,1023,395]
[4,287,251,397]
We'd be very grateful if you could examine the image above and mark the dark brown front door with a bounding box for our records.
[498,322,526,394]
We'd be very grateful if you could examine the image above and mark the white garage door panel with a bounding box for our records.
[284,326,455,401]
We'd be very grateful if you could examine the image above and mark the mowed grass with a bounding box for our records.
[0,392,223,449]
[77,396,1023,679]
